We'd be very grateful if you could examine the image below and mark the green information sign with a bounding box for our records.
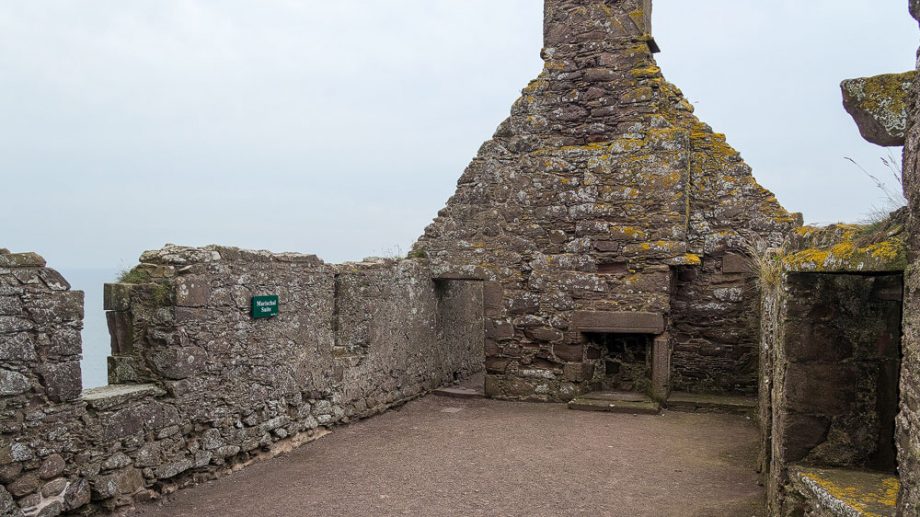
[251,295,279,319]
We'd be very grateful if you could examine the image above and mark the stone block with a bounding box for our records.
[64,478,90,511]
[0,253,45,268]
[26,291,83,324]
[107,356,140,384]
[115,468,144,495]
[0,316,33,334]
[485,358,510,374]
[41,477,67,498]
[572,311,664,334]
[785,364,859,415]
[103,283,134,311]
[38,361,82,402]
[525,327,564,343]
[485,320,514,341]
[147,346,207,380]
[8,472,39,497]
[102,402,179,441]
[38,268,70,291]
[175,277,209,307]
[778,412,831,463]
[0,297,21,316]
[155,459,193,480]
[49,326,82,357]
[38,455,65,480]
[721,253,751,274]
[554,343,584,362]
[0,334,36,362]
[650,334,671,402]
[106,311,133,355]
[0,369,31,396]
[482,281,503,316]
[563,362,594,382]
[0,486,21,517]
[596,242,624,255]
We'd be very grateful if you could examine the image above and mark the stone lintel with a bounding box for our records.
[432,273,485,282]
[572,311,665,334]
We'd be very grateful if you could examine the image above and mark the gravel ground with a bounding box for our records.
[132,396,765,517]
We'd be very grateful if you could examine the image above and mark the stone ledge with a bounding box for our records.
[81,384,165,411]
[572,311,664,334]
[789,465,898,517]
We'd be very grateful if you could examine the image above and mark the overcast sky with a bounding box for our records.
[1,1,918,270]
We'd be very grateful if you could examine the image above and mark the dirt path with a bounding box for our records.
[132,396,764,517]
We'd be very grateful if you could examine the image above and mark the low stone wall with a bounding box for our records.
[0,246,483,515]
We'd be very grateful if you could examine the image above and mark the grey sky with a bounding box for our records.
[1,1,917,270]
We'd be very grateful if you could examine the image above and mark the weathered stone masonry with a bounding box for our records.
[0,247,483,515]
[899,2,920,512]
[413,0,797,401]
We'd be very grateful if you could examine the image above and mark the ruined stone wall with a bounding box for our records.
[899,3,920,512]
[0,247,483,515]
[413,0,795,400]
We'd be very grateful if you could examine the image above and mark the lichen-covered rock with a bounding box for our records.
[782,208,908,273]
[0,370,30,396]
[842,71,916,146]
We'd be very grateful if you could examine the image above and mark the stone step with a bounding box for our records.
[665,392,757,415]
[568,391,661,415]
[433,386,483,399]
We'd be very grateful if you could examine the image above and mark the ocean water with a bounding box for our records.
[58,268,120,389]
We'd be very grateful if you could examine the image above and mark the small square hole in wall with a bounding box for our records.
[597,262,629,275]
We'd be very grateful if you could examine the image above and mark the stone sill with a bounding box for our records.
[81,384,165,410]
[789,465,898,517]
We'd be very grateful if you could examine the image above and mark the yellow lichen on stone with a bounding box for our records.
[782,216,907,272]
[679,253,702,266]
[853,71,915,119]
[866,240,903,262]
[796,468,899,517]
[630,65,661,79]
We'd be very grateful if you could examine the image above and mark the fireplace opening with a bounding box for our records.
[585,333,653,394]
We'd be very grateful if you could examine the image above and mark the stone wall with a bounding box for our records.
[413,0,796,401]
[900,1,920,510]
[0,246,483,515]
[763,272,903,515]
[753,212,909,514]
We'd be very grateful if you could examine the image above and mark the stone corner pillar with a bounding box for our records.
[650,333,671,402]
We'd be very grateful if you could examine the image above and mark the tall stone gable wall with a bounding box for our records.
[413,0,796,400]
[0,247,483,515]
[898,2,920,513]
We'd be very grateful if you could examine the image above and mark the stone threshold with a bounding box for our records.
[789,465,898,517]
[433,386,484,399]
[665,392,757,415]
[568,391,661,415]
